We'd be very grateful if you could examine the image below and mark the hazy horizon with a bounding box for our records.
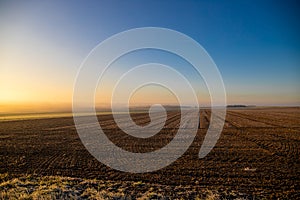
[1,102,299,115]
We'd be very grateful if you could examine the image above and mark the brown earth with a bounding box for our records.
[0,107,299,199]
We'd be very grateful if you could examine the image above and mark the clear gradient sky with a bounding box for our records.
[0,0,299,112]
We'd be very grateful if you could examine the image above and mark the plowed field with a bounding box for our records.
[0,107,299,199]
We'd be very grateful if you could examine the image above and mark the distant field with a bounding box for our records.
[0,107,299,199]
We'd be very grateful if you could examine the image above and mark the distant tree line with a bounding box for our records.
[227,105,256,108]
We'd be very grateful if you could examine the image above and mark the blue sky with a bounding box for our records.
[0,0,299,110]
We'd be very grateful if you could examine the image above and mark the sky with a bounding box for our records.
[0,0,299,112]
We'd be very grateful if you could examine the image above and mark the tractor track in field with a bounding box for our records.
[228,110,300,127]
[33,152,64,175]
[237,129,299,158]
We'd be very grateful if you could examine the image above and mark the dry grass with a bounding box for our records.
[0,174,247,200]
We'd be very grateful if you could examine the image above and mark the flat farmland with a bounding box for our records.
[0,107,299,199]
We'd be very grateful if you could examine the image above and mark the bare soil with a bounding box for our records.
[0,107,299,199]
